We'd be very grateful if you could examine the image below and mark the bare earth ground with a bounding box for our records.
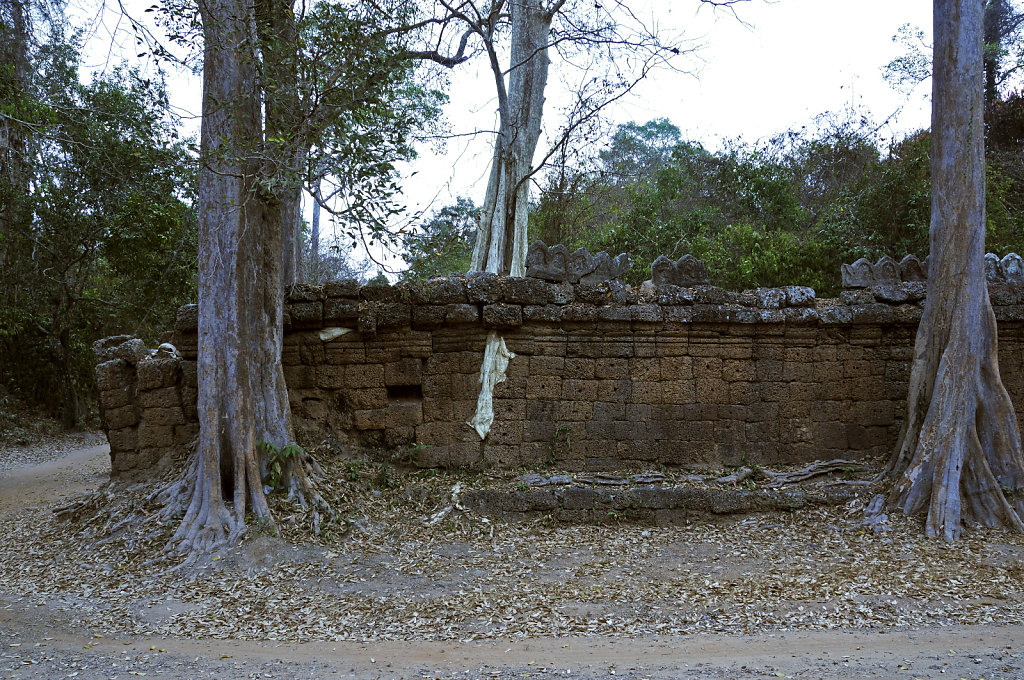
[1,438,1023,679]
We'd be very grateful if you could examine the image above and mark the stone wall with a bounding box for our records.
[94,275,1024,477]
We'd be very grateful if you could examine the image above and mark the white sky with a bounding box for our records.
[403,0,934,219]
[76,0,935,271]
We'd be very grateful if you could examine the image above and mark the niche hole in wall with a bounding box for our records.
[387,384,423,401]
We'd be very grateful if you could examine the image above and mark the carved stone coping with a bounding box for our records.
[525,241,632,284]
[649,254,710,288]
[843,252,1024,288]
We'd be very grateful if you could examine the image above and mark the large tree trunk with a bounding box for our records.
[882,0,1024,540]
[174,0,287,553]
[257,0,305,288]
[467,1,553,441]
[470,0,552,276]
[171,0,329,555]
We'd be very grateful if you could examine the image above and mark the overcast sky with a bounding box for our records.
[403,0,935,221]
[78,0,935,271]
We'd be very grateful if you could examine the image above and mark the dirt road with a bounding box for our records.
[1,441,1022,679]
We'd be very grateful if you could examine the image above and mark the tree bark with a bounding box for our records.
[175,0,286,553]
[882,0,1024,540]
[256,0,305,288]
[470,0,552,276]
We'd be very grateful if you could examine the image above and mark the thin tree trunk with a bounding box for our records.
[0,0,32,272]
[470,0,552,276]
[51,326,80,430]
[882,0,1024,540]
[310,181,322,283]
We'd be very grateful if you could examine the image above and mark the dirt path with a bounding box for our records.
[1,443,1023,679]
[0,444,108,513]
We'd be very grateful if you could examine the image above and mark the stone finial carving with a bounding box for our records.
[842,255,926,288]
[898,254,926,281]
[979,253,1022,283]
[841,259,875,288]
[1001,253,1024,283]
[650,254,710,287]
[874,255,900,283]
[845,252,1024,287]
[580,251,632,285]
[986,253,1001,281]
[525,241,630,283]
[526,242,570,281]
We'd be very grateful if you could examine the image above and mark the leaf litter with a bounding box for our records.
[2,450,1024,644]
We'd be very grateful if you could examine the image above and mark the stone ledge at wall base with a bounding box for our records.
[459,479,862,525]
[93,335,195,478]
[98,260,1024,479]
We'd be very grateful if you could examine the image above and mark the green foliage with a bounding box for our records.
[532,110,1024,296]
[297,2,446,246]
[0,25,196,425]
[400,197,478,280]
[392,441,432,466]
[258,440,304,491]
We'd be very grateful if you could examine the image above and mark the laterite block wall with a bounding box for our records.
[94,276,1024,476]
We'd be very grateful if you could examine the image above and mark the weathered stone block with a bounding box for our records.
[93,336,149,364]
[385,401,423,428]
[361,283,403,302]
[289,301,324,329]
[782,286,815,307]
[483,303,523,328]
[385,358,422,386]
[96,359,133,392]
[137,357,180,391]
[465,272,504,303]
[323,299,359,323]
[145,407,185,427]
[503,277,553,305]
[445,304,480,324]
[175,304,198,332]
[99,387,134,411]
[139,386,180,409]
[422,277,468,304]
[180,360,198,388]
[107,427,138,453]
[104,405,139,430]
[181,387,198,420]
[353,408,387,430]
[174,422,200,443]
[323,279,360,298]
[345,363,384,389]
[411,305,445,329]
[340,388,387,411]
[137,424,174,449]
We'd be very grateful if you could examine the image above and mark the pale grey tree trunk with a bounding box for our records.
[882,0,1024,540]
[470,0,552,276]
[174,0,285,553]
[468,1,554,441]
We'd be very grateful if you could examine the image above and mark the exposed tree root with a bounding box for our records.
[763,459,868,487]
[879,310,1024,540]
[281,450,336,536]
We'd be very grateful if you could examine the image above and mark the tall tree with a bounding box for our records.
[165,0,442,553]
[879,0,1024,540]
[399,0,700,277]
